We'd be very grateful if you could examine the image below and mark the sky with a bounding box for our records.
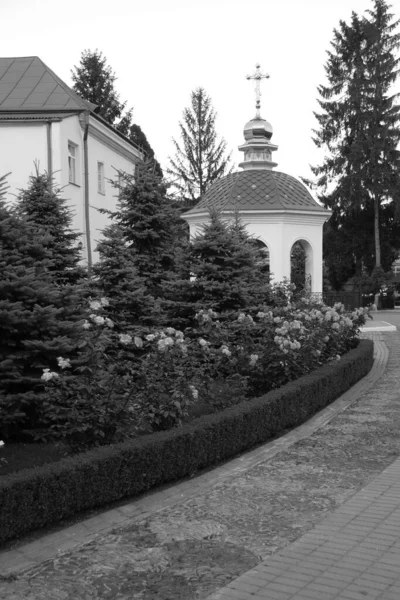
[1,0,400,183]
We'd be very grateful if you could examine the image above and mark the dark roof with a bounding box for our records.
[184,170,326,215]
[0,111,75,121]
[0,56,96,112]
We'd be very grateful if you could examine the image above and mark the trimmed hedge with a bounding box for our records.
[0,339,373,545]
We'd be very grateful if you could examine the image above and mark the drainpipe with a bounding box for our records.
[83,111,92,275]
[46,121,52,189]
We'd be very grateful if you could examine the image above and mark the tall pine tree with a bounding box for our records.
[310,0,400,286]
[168,87,232,205]
[0,179,83,441]
[16,167,86,285]
[71,49,133,134]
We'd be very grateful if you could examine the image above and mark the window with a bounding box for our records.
[97,161,105,194]
[68,142,77,184]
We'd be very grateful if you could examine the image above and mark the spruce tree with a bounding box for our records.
[92,223,159,329]
[16,167,86,285]
[95,160,181,327]
[0,185,82,441]
[128,124,163,177]
[310,0,400,284]
[162,211,272,325]
[71,49,133,133]
[168,87,232,204]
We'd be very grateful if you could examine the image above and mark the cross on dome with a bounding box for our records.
[246,63,270,119]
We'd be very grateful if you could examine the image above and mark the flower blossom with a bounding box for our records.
[83,320,91,330]
[0,440,4,448]
[189,385,199,400]
[165,327,176,336]
[119,334,132,345]
[146,334,156,342]
[157,337,174,352]
[249,354,259,367]
[199,338,209,347]
[41,368,59,382]
[220,345,231,357]
[105,318,114,328]
[89,300,102,311]
[100,297,109,307]
[57,357,71,370]
[331,322,340,330]
[93,315,105,326]
[134,336,143,348]
[237,313,246,322]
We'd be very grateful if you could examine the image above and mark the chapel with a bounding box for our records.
[182,65,331,294]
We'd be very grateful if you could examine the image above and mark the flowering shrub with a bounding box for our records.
[37,295,371,448]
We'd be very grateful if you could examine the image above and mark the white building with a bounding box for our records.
[0,56,144,268]
[183,66,331,294]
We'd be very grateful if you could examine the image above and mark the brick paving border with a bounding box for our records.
[205,457,400,600]
[0,334,390,575]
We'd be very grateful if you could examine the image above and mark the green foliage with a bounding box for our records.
[92,223,159,329]
[71,49,133,133]
[128,124,163,177]
[310,0,400,285]
[98,161,182,301]
[162,211,272,326]
[35,301,138,450]
[15,167,86,285]
[168,87,232,204]
[0,339,373,545]
[0,187,83,441]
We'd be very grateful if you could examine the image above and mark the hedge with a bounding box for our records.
[0,339,374,545]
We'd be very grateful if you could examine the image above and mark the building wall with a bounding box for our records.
[0,121,47,200]
[1,114,142,266]
[186,211,327,293]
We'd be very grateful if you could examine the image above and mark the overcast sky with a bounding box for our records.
[2,0,400,183]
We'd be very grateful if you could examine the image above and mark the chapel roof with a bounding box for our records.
[184,169,325,216]
[0,56,97,112]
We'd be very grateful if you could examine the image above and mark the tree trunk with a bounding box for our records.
[374,195,381,268]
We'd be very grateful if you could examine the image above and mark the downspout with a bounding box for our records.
[83,111,92,275]
[46,121,52,189]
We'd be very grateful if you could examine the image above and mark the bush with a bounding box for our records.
[0,339,373,545]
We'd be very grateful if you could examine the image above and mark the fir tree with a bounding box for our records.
[168,87,232,205]
[16,167,86,285]
[92,223,159,329]
[310,0,400,284]
[0,184,83,441]
[71,49,133,133]
[96,160,181,324]
[162,211,272,325]
[128,124,163,177]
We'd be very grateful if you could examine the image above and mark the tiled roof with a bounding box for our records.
[184,170,325,215]
[0,112,75,121]
[0,57,96,112]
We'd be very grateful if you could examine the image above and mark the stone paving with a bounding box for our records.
[0,324,399,599]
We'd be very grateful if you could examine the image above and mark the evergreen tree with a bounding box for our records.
[97,160,181,316]
[310,0,400,284]
[168,87,232,205]
[16,167,86,285]
[128,124,163,177]
[162,211,272,325]
[71,49,133,134]
[92,223,159,329]
[0,183,83,441]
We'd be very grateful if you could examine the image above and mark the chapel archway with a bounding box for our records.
[251,239,270,275]
[291,239,313,297]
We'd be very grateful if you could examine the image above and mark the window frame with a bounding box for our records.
[97,161,105,195]
[68,141,78,185]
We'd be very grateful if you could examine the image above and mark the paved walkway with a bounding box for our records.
[0,317,399,599]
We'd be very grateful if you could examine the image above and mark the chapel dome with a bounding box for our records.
[183,170,324,216]
[243,117,273,141]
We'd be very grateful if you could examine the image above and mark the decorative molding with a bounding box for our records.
[88,117,143,164]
